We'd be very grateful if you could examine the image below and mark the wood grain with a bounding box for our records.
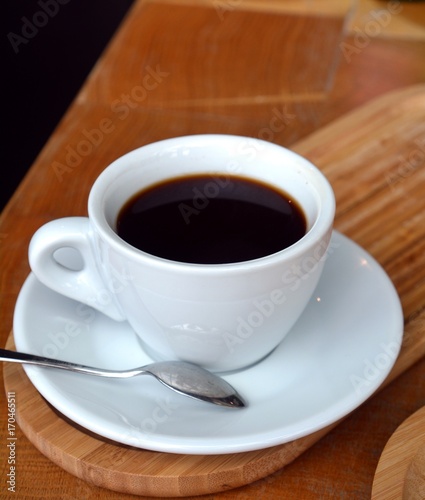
[1,0,425,498]
[3,85,425,498]
[372,406,425,500]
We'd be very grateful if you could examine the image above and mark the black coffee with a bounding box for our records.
[116,174,306,264]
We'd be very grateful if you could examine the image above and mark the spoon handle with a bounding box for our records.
[0,348,138,378]
[1,348,245,408]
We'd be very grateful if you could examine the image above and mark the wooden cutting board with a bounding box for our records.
[3,85,425,497]
[372,406,425,499]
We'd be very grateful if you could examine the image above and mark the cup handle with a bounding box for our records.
[29,217,126,321]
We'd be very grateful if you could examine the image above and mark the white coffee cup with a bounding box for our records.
[29,135,335,372]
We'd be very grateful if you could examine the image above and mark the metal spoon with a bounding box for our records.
[0,348,245,408]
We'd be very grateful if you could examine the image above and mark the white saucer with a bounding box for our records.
[13,231,403,455]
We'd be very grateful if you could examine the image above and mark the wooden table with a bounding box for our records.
[1,1,425,498]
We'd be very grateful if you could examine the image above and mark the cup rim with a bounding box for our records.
[88,134,335,274]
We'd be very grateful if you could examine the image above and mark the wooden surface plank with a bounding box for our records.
[1,0,425,498]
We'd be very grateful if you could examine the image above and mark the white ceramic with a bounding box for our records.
[14,231,403,454]
[28,135,335,372]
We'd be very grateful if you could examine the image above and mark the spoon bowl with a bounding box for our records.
[0,348,245,409]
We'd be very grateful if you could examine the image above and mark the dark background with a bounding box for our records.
[3,0,135,210]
